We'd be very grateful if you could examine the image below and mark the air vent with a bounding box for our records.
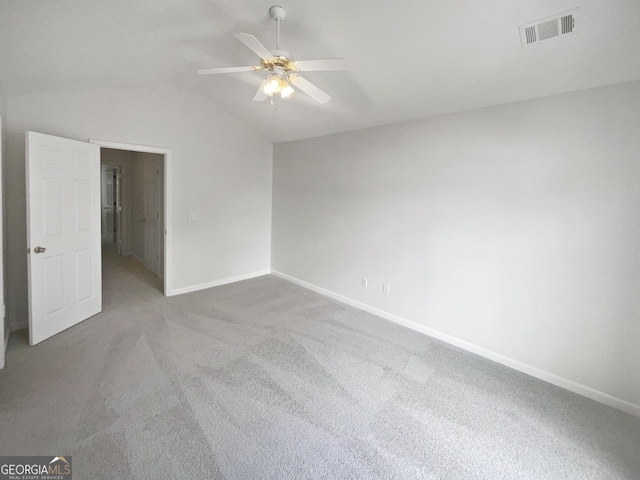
[519,9,577,47]
[524,26,537,44]
[561,14,574,34]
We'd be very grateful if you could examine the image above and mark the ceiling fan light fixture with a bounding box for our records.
[280,82,294,98]
[262,72,294,98]
[263,74,282,95]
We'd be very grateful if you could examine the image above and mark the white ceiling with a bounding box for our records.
[1,0,639,143]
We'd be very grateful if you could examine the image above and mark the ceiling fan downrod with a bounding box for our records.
[269,5,286,50]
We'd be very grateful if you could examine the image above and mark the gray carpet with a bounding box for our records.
[1,255,639,479]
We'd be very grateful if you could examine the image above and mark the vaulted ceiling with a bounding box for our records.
[1,0,639,143]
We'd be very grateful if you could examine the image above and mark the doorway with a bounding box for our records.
[24,132,173,345]
[92,140,172,295]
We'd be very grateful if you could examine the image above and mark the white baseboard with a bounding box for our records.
[271,270,640,418]
[167,270,271,296]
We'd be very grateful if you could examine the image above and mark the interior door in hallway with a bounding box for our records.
[26,132,102,345]
[143,158,161,276]
[0,117,4,367]
[101,164,122,254]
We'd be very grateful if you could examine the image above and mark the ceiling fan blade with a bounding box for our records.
[235,32,273,60]
[294,58,347,72]
[288,74,331,104]
[197,66,260,75]
[254,77,269,101]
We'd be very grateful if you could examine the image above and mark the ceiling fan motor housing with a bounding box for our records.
[271,49,290,58]
[261,50,296,72]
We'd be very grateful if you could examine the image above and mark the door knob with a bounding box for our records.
[34,246,46,254]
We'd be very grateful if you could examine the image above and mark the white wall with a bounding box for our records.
[272,81,640,412]
[6,83,272,330]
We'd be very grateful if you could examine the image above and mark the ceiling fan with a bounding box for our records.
[197,5,346,104]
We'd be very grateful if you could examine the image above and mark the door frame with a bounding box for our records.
[89,139,172,296]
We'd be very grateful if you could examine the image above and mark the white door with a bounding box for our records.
[143,159,161,276]
[0,116,4,368]
[26,132,102,345]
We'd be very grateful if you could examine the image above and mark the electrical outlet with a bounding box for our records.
[362,278,368,287]
[383,283,390,295]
